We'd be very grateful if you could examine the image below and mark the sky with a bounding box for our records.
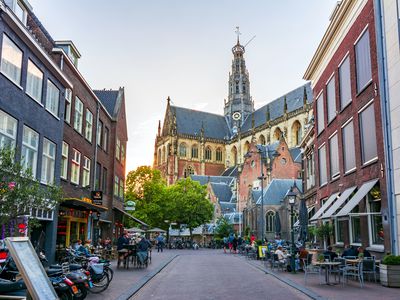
[28,0,338,173]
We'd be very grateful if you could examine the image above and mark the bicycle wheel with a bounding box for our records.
[89,272,110,294]
[104,266,114,282]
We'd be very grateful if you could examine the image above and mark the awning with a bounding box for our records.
[320,186,357,219]
[99,219,112,224]
[62,198,108,212]
[335,179,379,218]
[113,207,148,227]
[309,192,340,221]
[294,206,314,227]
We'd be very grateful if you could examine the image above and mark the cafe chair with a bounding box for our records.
[362,257,377,283]
[271,254,285,271]
[342,259,364,287]
[303,253,322,285]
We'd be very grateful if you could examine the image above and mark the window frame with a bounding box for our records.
[82,156,91,188]
[45,79,60,118]
[26,59,43,103]
[359,100,378,165]
[71,148,81,185]
[85,109,93,142]
[329,132,340,180]
[21,125,39,178]
[316,91,325,135]
[64,88,72,124]
[318,143,327,186]
[73,97,83,134]
[342,118,356,174]
[97,120,103,147]
[0,109,18,150]
[116,138,121,161]
[338,53,352,110]
[355,27,372,93]
[61,141,68,180]
[0,34,23,87]
[41,138,56,185]
[326,74,336,123]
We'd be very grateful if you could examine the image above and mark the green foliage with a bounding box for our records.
[0,147,63,236]
[167,178,213,235]
[382,255,400,265]
[317,254,325,262]
[214,216,234,238]
[255,239,262,246]
[125,166,163,200]
[315,223,333,240]
[244,226,250,237]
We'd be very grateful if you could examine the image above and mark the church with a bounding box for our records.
[153,34,313,187]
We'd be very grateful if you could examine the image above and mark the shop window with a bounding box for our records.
[335,219,346,244]
[350,205,361,244]
[368,187,383,246]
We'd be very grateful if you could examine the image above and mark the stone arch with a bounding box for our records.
[259,134,266,145]
[231,146,238,165]
[291,120,302,146]
[265,210,276,233]
[205,146,212,161]
[273,127,283,141]
[179,142,187,157]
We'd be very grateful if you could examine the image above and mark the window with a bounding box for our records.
[45,80,59,117]
[205,147,212,160]
[184,166,194,178]
[318,145,327,186]
[191,145,198,159]
[71,149,81,184]
[216,148,222,162]
[359,103,377,164]
[103,127,109,152]
[114,176,119,197]
[355,29,372,92]
[96,120,103,146]
[335,219,346,244]
[339,56,351,109]
[179,143,187,157]
[61,141,68,179]
[116,138,121,160]
[64,88,72,123]
[95,163,101,190]
[26,60,43,102]
[13,1,27,25]
[119,180,124,199]
[351,217,362,244]
[21,126,39,178]
[157,148,161,165]
[326,76,336,123]
[368,196,385,245]
[329,133,339,179]
[0,109,17,149]
[121,144,125,165]
[73,97,83,134]
[85,110,93,142]
[317,93,325,134]
[1,34,23,85]
[102,167,107,193]
[342,120,356,172]
[82,156,91,187]
[41,138,56,184]
[265,211,275,232]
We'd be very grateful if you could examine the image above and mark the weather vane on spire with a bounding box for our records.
[235,26,241,43]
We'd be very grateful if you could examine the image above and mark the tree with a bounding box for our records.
[167,178,213,239]
[0,147,62,237]
[214,216,234,238]
[125,166,162,200]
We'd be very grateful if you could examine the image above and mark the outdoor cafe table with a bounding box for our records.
[315,261,342,285]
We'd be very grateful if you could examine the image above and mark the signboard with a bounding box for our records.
[5,237,58,300]
[258,246,268,258]
[125,207,135,211]
[91,191,103,205]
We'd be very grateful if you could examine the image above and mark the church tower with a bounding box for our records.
[224,27,254,133]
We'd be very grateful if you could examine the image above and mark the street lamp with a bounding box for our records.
[287,190,297,274]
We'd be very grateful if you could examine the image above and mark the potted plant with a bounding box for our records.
[317,253,325,263]
[380,255,400,287]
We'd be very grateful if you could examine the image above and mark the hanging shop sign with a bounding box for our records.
[91,191,103,205]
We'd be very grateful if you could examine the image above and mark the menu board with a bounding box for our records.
[5,237,58,300]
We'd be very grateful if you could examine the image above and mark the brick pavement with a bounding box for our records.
[245,255,400,300]
[86,248,177,300]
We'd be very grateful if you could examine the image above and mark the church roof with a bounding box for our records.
[289,147,302,163]
[241,83,312,132]
[94,90,119,116]
[171,106,230,140]
[191,175,235,186]
[256,179,303,205]
[220,202,236,213]
[210,182,233,202]
[221,166,238,177]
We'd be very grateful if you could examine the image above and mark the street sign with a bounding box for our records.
[125,207,135,211]
[91,191,103,205]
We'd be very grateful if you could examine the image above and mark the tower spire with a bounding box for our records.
[235,26,241,44]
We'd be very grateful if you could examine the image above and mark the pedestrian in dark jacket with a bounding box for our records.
[232,235,238,253]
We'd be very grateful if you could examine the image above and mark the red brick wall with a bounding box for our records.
[312,0,388,250]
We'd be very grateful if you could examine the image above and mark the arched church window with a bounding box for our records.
[158,149,161,165]
[191,144,199,159]
[266,211,276,233]
[162,146,166,163]
[184,166,195,178]
[205,146,212,160]
[179,143,187,157]
[259,135,266,145]
[273,127,283,141]
[244,141,250,154]
[231,146,238,165]
[216,148,223,162]
[291,121,302,146]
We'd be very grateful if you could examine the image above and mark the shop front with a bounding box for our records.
[56,198,107,257]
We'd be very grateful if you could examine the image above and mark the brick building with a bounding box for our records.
[0,0,72,261]
[304,0,389,255]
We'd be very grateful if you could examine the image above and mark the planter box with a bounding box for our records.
[380,264,400,288]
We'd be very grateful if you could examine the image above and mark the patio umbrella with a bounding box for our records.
[275,211,281,237]
[299,199,308,243]
[147,227,166,233]
[126,227,145,233]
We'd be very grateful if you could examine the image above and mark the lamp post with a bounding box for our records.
[287,190,297,274]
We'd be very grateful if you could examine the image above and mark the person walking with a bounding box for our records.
[232,235,238,254]
[156,234,165,253]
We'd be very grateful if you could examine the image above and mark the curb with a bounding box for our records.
[244,258,326,300]
[115,254,179,300]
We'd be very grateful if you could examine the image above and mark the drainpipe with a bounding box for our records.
[374,0,398,255]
